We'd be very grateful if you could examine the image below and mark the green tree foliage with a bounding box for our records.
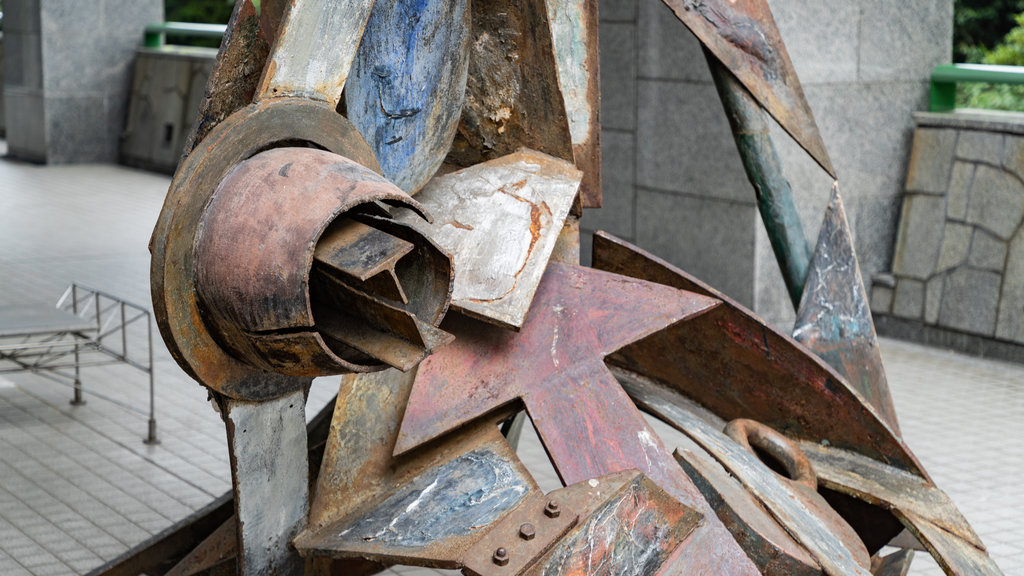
[955,0,1024,62]
[165,0,235,24]
[958,13,1024,112]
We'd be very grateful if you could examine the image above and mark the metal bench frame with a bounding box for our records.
[0,284,158,444]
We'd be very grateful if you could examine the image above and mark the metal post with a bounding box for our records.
[145,313,159,444]
[120,302,128,359]
[71,285,85,406]
[706,51,812,308]
[223,389,309,576]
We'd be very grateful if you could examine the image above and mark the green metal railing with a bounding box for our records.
[144,22,227,48]
[930,63,1024,112]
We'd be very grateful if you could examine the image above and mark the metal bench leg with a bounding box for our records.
[70,339,86,405]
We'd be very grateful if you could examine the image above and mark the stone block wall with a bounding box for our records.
[2,0,163,164]
[589,0,952,327]
[872,112,1024,358]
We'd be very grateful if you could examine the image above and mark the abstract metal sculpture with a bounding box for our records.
[135,0,1004,575]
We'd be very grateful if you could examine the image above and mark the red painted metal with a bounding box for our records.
[591,231,926,475]
[396,263,762,574]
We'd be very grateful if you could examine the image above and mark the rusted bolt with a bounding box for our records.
[519,523,536,540]
[544,500,560,518]
[493,547,509,566]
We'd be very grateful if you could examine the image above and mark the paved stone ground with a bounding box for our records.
[0,145,1019,575]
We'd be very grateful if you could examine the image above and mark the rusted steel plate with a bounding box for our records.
[346,0,470,194]
[257,0,289,47]
[550,216,582,266]
[396,263,763,574]
[165,519,235,576]
[460,495,578,575]
[591,231,925,474]
[794,186,900,434]
[447,0,575,169]
[314,219,414,290]
[222,389,309,576]
[256,0,375,105]
[871,549,914,576]
[624,380,871,576]
[393,149,581,330]
[674,436,822,575]
[151,99,380,400]
[194,147,452,377]
[663,0,834,177]
[179,0,269,161]
[546,0,602,207]
[295,369,537,568]
[523,471,702,576]
[798,440,999,575]
[898,510,1002,576]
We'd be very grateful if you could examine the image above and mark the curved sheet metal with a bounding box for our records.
[591,231,924,474]
[346,0,471,193]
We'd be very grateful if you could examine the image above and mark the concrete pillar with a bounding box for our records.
[2,0,163,164]
[590,0,953,327]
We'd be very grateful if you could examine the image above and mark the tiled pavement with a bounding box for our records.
[0,144,1020,575]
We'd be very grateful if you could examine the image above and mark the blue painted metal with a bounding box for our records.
[333,448,530,548]
[794,186,900,434]
[708,55,812,307]
[346,0,471,194]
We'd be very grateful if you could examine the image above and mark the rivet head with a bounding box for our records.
[519,522,536,540]
[493,547,509,566]
[544,500,560,518]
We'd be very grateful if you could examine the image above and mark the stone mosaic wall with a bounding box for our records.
[872,112,1024,345]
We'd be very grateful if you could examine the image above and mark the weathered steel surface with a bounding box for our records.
[448,0,575,169]
[871,550,914,576]
[550,216,582,266]
[591,231,925,474]
[794,186,900,434]
[461,494,578,575]
[87,494,234,576]
[724,419,818,491]
[674,435,822,575]
[328,448,530,547]
[396,263,763,574]
[799,441,1002,575]
[256,0,375,105]
[624,379,871,576]
[524,471,702,576]
[165,519,235,576]
[546,0,602,207]
[195,147,452,376]
[663,0,835,177]
[708,55,811,307]
[223,390,309,576]
[313,219,414,295]
[393,149,582,329]
[346,0,471,194]
[900,511,1002,576]
[94,398,339,576]
[179,0,269,162]
[151,99,380,400]
[295,369,537,568]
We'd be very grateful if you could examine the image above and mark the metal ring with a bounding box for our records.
[724,418,817,491]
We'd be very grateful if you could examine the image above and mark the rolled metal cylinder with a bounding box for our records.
[195,147,453,377]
